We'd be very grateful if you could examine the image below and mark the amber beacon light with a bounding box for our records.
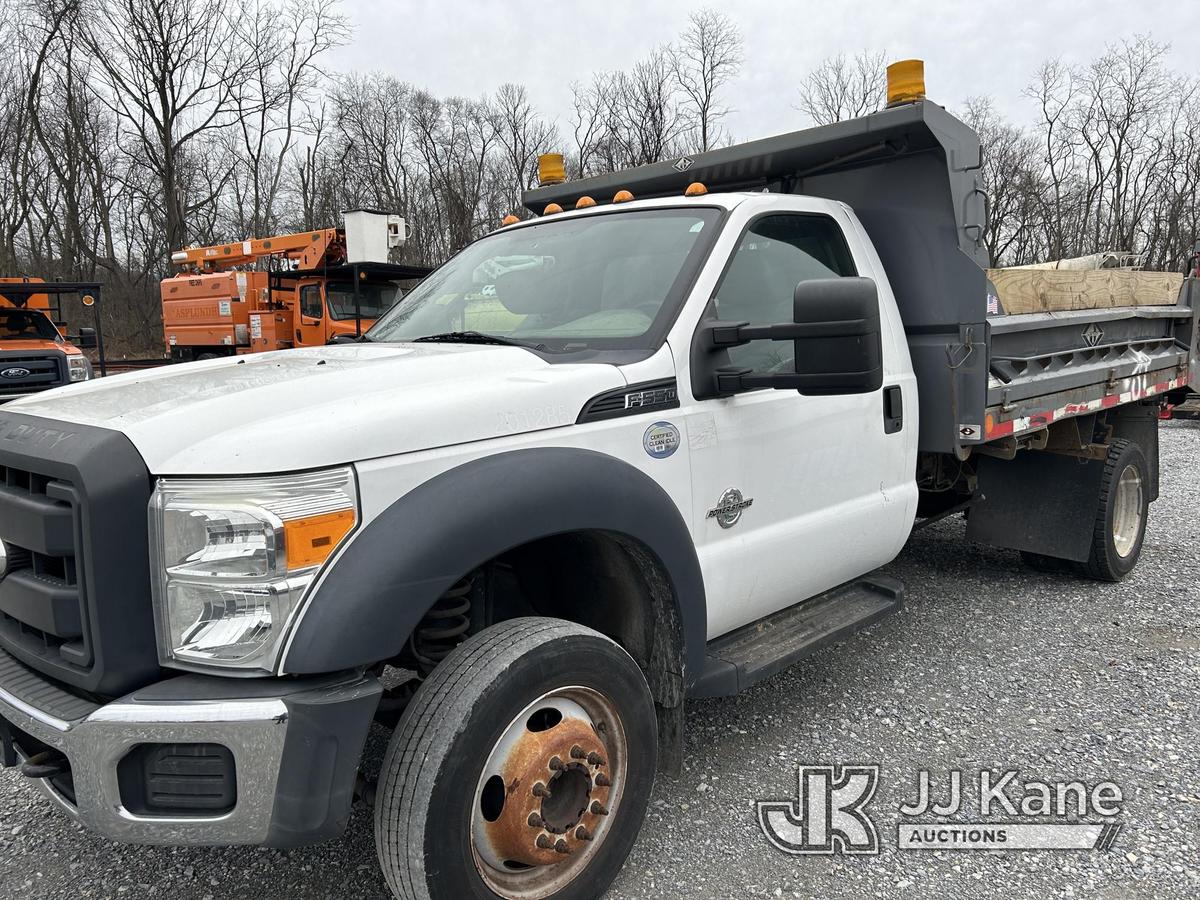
[537,153,566,186]
[886,59,926,106]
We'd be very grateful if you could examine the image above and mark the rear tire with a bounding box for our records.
[374,617,657,900]
[1080,439,1148,582]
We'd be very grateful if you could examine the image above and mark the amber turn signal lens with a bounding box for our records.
[284,509,355,569]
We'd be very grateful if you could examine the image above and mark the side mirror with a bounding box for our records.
[74,327,98,350]
[789,277,883,395]
[696,277,883,397]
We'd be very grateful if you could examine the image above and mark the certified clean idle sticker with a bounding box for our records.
[643,421,681,459]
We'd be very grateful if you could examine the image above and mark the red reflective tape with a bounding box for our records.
[988,419,1015,438]
[1100,395,1121,408]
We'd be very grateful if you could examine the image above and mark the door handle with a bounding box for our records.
[296,329,303,341]
[883,385,903,434]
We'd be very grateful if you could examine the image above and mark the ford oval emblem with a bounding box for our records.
[0,367,30,379]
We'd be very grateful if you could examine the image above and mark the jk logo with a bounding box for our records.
[757,765,880,855]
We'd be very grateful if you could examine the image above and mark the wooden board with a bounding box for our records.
[988,268,1185,315]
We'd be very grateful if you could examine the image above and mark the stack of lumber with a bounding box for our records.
[988,268,1185,315]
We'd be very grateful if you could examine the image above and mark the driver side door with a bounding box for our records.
[296,281,326,347]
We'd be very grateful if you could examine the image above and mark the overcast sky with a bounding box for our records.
[333,0,1200,143]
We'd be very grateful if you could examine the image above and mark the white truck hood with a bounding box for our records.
[5,344,625,474]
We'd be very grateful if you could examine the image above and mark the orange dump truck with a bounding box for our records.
[161,211,430,361]
[0,278,98,401]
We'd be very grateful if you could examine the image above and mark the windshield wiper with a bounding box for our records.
[411,331,536,348]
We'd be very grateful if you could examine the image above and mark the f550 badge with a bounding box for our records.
[643,421,680,459]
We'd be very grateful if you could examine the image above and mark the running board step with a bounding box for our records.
[689,575,904,698]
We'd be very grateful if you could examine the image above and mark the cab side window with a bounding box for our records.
[300,285,323,319]
[714,214,856,372]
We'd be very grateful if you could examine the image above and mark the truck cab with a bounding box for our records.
[294,274,407,346]
[0,279,95,401]
[0,70,1195,900]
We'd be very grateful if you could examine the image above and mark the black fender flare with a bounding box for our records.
[281,447,707,684]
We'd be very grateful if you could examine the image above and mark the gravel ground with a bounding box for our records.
[2,421,1198,899]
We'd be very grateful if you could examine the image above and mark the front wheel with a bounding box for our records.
[375,617,657,900]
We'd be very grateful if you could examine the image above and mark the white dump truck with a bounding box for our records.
[0,63,1196,899]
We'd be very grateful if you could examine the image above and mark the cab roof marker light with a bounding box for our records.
[501,214,520,226]
[613,190,634,203]
[543,203,563,215]
[575,196,596,209]
[684,182,708,196]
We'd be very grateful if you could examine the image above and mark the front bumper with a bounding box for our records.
[0,647,381,847]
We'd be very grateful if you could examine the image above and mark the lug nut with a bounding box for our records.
[549,756,565,771]
[554,839,571,854]
[575,826,594,841]
[536,834,555,850]
[595,773,612,788]
[587,751,605,766]
[532,782,552,798]
[527,812,545,828]
[590,801,609,816]
[570,745,587,760]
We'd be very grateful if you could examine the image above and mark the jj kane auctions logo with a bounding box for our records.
[758,765,1124,854]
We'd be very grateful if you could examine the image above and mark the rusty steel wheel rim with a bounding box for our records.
[470,686,628,898]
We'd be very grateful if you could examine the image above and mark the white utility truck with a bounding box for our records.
[0,65,1196,900]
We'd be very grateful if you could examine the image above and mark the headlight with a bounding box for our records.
[67,355,92,382]
[149,467,358,672]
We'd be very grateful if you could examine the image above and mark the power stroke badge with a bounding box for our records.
[643,421,680,459]
[707,487,753,528]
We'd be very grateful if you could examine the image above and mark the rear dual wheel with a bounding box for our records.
[1019,439,1149,582]
[1081,439,1148,581]
[375,617,657,900]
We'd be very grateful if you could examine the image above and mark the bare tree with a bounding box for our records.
[228,0,348,237]
[963,97,1042,264]
[670,8,742,152]
[796,50,886,126]
[79,0,253,256]
[492,83,556,209]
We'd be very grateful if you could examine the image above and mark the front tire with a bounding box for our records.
[375,617,657,900]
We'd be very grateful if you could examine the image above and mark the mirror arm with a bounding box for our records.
[708,320,797,348]
[706,320,853,349]
[714,367,815,394]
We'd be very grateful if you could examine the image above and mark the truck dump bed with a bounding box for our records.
[524,101,1199,455]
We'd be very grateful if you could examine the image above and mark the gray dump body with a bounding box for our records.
[524,101,1199,455]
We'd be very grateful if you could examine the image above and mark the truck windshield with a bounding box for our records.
[366,207,721,352]
[0,308,61,342]
[326,283,400,321]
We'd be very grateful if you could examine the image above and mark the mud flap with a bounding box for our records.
[967,451,1104,562]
